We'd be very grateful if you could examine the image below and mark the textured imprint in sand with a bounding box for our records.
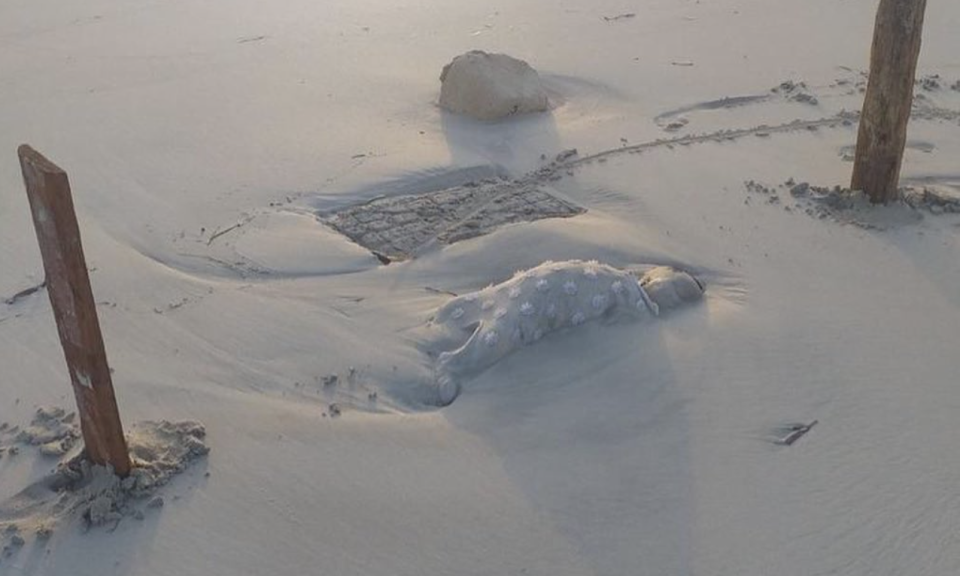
[427,261,703,405]
[323,178,584,262]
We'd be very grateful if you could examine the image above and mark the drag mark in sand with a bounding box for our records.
[654,94,771,123]
[321,112,858,263]
[556,111,861,172]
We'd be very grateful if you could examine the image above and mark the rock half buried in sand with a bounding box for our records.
[439,51,549,120]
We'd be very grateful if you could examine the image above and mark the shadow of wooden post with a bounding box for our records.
[18,144,132,477]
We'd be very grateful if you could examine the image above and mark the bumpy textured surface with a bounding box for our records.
[428,261,662,404]
[7,407,79,457]
[0,419,208,549]
[439,51,549,120]
[323,179,584,261]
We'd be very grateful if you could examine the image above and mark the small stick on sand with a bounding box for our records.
[602,13,636,22]
[425,286,459,297]
[207,223,243,245]
[779,420,818,446]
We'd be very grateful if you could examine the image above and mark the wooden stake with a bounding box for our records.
[18,145,132,477]
[851,0,928,204]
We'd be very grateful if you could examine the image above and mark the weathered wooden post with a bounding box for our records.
[851,0,928,204]
[18,145,132,477]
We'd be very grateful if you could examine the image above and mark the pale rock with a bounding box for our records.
[439,50,549,120]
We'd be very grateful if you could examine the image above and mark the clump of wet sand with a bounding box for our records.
[1,418,209,559]
[744,178,960,229]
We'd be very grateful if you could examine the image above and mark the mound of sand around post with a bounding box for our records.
[439,51,550,120]
[0,419,208,559]
[744,179,960,229]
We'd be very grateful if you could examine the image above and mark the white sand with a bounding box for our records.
[2,0,960,574]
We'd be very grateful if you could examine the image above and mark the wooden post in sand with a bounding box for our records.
[18,145,132,477]
[851,0,928,204]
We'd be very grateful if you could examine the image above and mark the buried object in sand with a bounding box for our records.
[426,261,704,405]
[439,50,550,120]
